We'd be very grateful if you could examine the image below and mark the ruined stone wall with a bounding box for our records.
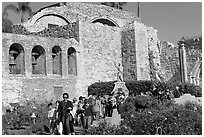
[185,44,202,77]
[2,33,80,106]
[121,24,137,81]
[147,27,162,81]
[134,22,150,80]
[160,41,180,83]
[80,22,122,93]
[160,40,202,85]
[12,22,79,42]
[24,2,140,32]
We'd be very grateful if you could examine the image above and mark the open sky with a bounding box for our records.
[2,1,202,46]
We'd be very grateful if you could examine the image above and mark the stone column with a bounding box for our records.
[61,48,68,77]
[46,46,52,76]
[179,42,188,83]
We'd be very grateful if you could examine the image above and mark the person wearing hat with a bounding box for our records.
[57,93,74,135]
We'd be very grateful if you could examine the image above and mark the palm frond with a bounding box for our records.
[4,4,20,13]
[2,11,8,18]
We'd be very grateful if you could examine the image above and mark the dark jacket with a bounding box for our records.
[82,104,93,116]
[58,100,73,120]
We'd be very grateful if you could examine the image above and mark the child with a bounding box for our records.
[47,103,56,134]
[48,101,61,135]
[82,99,93,130]
[76,97,84,127]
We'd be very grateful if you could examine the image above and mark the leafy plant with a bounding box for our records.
[178,83,202,97]
[119,97,202,135]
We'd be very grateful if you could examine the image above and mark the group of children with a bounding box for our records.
[47,94,117,134]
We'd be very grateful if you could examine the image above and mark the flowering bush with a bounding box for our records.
[82,121,134,135]
[119,97,202,135]
[2,99,50,134]
[178,83,202,97]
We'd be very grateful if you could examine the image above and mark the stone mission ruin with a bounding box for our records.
[2,2,162,107]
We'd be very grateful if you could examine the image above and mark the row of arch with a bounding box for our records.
[9,43,77,76]
[34,14,119,27]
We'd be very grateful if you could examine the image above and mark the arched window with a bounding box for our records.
[9,43,25,74]
[31,45,46,74]
[92,18,117,27]
[68,47,77,75]
[52,46,62,75]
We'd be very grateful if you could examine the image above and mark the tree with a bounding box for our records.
[2,17,13,33]
[101,2,127,10]
[3,2,33,23]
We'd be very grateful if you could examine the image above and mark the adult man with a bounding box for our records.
[57,93,74,135]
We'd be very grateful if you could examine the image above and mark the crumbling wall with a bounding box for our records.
[147,27,163,81]
[12,22,79,42]
[80,22,122,94]
[134,22,150,80]
[185,43,202,77]
[160,41,180,83]
[121,23,137,81]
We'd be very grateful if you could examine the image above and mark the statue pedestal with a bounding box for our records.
[112,82,129,98]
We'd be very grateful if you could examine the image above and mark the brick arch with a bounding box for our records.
[34,13,71,24]
[91,17,119,27]
[27,10,73,26]
[9,43,25,74]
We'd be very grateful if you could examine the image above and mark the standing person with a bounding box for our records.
[93,95,101,121]
[54,101,63,135]
[76,96,84,127]
[47,103,56,134]
[71,98,78,125]
[106,96,113,117]
[82,99,93,130]
[174,86,181,98]
[100,95,106,118]
[57,93,74,135]
[50,100,61,135]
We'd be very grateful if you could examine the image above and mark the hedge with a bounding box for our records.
[83,97,202,135]
[178,83,202,97]
[88,81,202,97]
[88,80,155,96]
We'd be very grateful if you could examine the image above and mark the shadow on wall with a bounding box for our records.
[167,70,181,86]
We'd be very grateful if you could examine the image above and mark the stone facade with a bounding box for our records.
[2,2,160,107]
[160,41,180,83]
[160,36,202,86]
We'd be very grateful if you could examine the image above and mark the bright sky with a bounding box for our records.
[2,1,202,46]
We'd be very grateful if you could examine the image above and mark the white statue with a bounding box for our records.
[114,62,124,82]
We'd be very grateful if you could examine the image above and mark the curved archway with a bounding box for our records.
[35,14,70,24]
[52,46,62,75]
[68,47,77,75]
[91,18,118,27]
[9,43,25,74]
[31,45,46,75]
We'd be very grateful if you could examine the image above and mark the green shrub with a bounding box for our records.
[88,81,116,96]
[178,83,202,97]
[83,121,134,135]
[2,100,50,134]
[88,80,156,96]
[119,97,202,135]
